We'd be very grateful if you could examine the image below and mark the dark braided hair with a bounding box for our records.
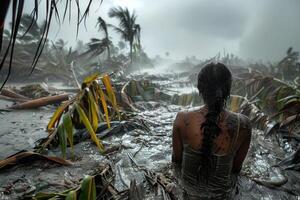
[197,62,232,181]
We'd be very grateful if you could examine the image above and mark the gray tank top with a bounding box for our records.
[181,113,240,200]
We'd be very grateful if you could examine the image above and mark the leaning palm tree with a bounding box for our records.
[0,0,101,91]
[108,6,141,62]
[81,38,112,59]
[0,14,50,79]
[17,14,42,43]
[96,16,111,60]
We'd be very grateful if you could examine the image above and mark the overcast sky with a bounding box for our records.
[18,0,300,61]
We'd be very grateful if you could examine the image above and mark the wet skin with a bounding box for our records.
[172,106,252,173]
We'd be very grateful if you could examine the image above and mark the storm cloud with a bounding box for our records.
[239,0,300,61]
[14,0,300,61]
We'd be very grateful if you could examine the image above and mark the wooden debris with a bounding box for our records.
[0,150,72,170]
[0,88,30,100]
[8,94,69,110]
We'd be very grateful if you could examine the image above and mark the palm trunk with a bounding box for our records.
[107,45,111,60]
[130,42,133,63]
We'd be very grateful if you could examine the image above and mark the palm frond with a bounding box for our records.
[96,16,108,38]
[0,0,103,90]
[80,38,111,58]
[0,0,25,91]
[40,73,121,156]
[112,26,128,41]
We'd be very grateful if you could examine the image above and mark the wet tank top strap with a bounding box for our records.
[230,113,240,154]
[181,111,240,199]
[183,110,190,126]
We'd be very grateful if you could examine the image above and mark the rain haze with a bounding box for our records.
[22,0,300,61]
[2,1,300,199]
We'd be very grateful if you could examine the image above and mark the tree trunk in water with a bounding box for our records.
[0,94,28,103]
[0,88,31,100]
[8,94,69,109]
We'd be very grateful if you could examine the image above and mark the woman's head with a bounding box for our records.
[197,62,232,107]
[196,62,232,181]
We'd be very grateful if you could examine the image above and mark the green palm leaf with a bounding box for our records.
[79,175,96,200]
[75,104,104,152]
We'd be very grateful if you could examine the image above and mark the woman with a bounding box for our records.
[172,63,251,199]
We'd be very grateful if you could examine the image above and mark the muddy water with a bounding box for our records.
[109,102,300,199]
[0,100,52,159]
[0,78,300,199]
[0,81,78,159]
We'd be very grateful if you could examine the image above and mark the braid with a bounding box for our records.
[197,63,232,181]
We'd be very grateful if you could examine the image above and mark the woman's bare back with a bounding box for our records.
[172,106,251,173]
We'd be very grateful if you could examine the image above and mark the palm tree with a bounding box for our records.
[96,17,111,60]
[1,14,49,77]
[108,6,141,63]
[82,38,112,59]
[88,38,111,56]
[0,0,99,90]
[17,14,42,43]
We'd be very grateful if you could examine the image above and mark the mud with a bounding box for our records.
[0,72,300,199]
[0,100,51,159]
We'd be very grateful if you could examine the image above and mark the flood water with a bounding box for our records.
[0,72,300,199]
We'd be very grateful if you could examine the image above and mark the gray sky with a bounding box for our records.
[19,0,300,61]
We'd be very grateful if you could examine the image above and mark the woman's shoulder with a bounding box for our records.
[226,111,251,130]
[180,105,206,114]
[175,106,206,125]
[226,111,252,141]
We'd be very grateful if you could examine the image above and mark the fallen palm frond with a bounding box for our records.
[30,164,120,200]
[120,80,140,112]
[238,70,300,112]
[274,99,300,137]
[121,79,176,109]
[229,95,244,113]
[172,92,199,106]
[38,73,120,157]
[127,153,177,200]
[234,70,300,135]
[228,95,274,132]
[0,150,72,170]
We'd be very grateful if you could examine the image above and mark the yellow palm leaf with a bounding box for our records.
[95,82,111,128]
[75,104,104,152]
[47,99,74,131]
[87,89,100,131]
[230,95,241,112]
[83,73,100,84]
[101,74,120,120]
